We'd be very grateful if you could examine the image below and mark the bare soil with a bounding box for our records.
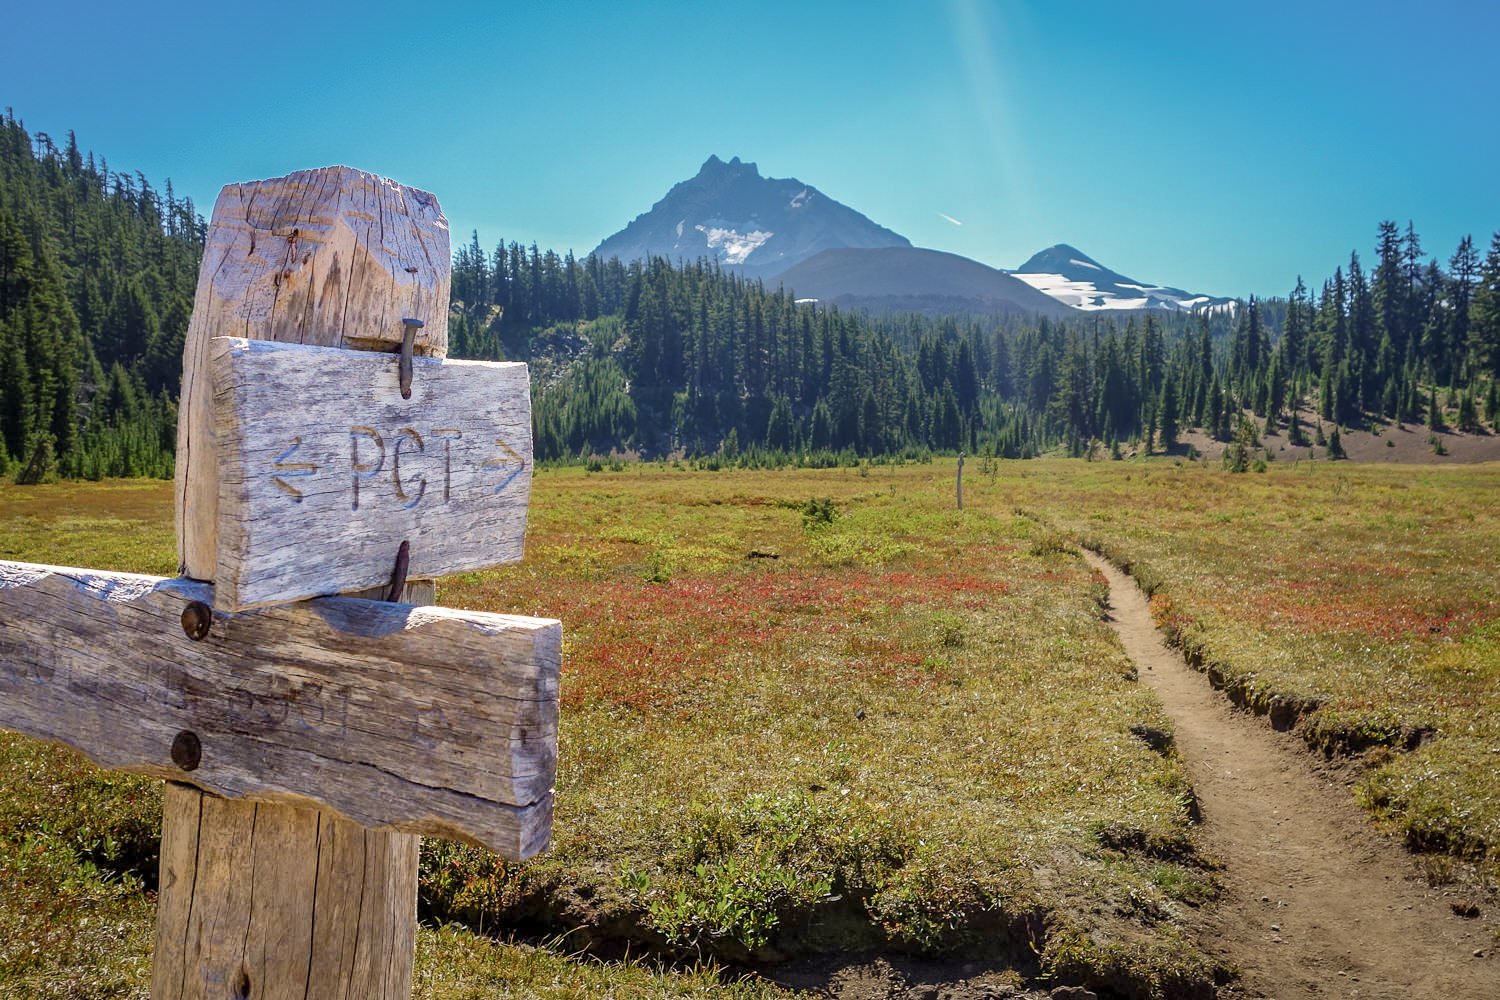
[1085,551,1498,999]
[766,954,1049,1000]
[1177,404,1500,465]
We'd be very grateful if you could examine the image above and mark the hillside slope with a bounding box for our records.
[778,246,1076,319]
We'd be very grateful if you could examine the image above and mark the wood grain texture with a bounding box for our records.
[152,783,419,1000]
[175,166,451,582]
[210,337,532,610]
[0,560,557,858]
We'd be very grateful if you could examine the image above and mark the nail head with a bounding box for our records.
[171,730,202,771]
[181,601,212,641]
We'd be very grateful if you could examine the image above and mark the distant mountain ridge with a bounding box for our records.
[1010,244,1230,313]
[593,157,1230,316]
[591,155,909,277]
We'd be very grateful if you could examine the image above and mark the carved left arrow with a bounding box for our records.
[271,437,319,500]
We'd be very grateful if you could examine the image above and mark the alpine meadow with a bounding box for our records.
[2,6,1499,997]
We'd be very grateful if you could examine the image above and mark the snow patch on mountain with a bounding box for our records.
[695,224,774,265]
[790,189,811,209]
[1012,273,1137,310]
[1011,244,1231,313]
[1012,273,1214,311]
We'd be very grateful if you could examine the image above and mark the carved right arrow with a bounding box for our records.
[481,438,528,495]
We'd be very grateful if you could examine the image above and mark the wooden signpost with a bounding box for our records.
[0,167,558,998]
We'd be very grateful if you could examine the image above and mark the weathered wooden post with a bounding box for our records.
[0,167,558,999]
[956,451,964,510]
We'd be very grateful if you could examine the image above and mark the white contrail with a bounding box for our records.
[939,212,964,226]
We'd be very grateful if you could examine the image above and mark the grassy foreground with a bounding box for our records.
[3,459,1495,995]
[0,471,1216,997]
[432,464,1213,995]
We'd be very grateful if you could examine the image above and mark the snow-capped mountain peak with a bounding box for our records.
[1010,244,1229,313]
[592,156,908,276]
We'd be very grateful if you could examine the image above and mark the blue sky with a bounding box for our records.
[4,1,1497,298]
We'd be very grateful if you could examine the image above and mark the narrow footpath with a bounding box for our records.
[1084,551,1496,1000]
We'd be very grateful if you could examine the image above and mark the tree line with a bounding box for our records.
[0,111,199,481]
[450,225,1500,464]
[3,112,1498,481]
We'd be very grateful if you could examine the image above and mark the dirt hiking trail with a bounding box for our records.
[1085,551,1496,999]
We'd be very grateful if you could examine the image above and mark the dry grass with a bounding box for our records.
[4,459,1495,993]
[430,464,1216,995]
[0,480,795,1000]
[0,471,1218,998]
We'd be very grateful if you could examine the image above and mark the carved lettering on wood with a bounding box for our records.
[210,337,533,610]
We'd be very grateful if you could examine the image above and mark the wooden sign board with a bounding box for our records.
[0,560,558,859]
[210,337,533,611]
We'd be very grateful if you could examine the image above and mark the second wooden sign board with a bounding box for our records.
[0,561,557,858]
[210,337,533,611]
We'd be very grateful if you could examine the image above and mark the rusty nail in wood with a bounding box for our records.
[171,730,201,771]
[181,601,212,641]
[399,318,423,399]
[385,540,411,602]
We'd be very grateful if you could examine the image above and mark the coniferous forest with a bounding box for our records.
[4,111,1500,481]
[0,112,199,481]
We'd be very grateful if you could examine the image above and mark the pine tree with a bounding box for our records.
[1158,373,1178,450]
[809,400,832,452]
[1326,425,1345,459]
[1373,220,1407,359]
[1470,232,1500,378]
[765,395,794,451]
[1436,235,1478,384]
[1457,389,1479,432]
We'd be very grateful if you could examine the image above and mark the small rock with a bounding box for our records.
[855,708,866,720]
[1049,988,1097,1000]
[1270,924,1281,932]
[1476,949,1486,959]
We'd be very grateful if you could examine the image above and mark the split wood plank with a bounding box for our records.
[0,560,558,858]
[210,337,532,610]
[153,784,419,1000]
[176,165,451,583]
